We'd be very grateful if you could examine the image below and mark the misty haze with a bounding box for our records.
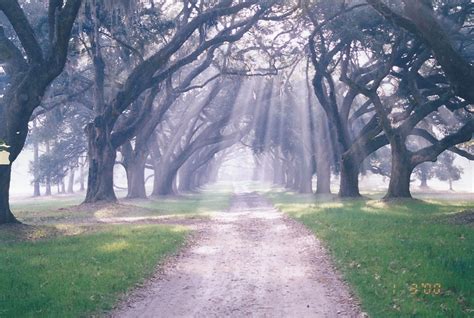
[0,1,473,317]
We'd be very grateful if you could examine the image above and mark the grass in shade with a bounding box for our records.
[267,191,474,317]
[0,225,187,317]
[1,189,233,317]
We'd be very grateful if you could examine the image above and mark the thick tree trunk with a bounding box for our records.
[385,138,413,199]
[67,169,75,194]
[152,167,177,196]
[339,155,361,197]
[126,154,147,199]
[315,117,332,194]
[0,165,19,224]
[178,165,194,193]
[84,123,117,203]
[316,157,331,194]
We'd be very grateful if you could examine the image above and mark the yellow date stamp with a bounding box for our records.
[409,283,442,295]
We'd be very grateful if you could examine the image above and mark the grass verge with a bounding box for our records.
[0,224,187,317]
[267,192,473,317]
[2,189,233,316]
[124,191,232,217]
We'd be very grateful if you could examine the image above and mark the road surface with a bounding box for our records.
[113,193,362,318]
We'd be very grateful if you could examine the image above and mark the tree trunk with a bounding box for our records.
[178,165,194,193]
[385,138,413,199]
[84,123,117,203]
[292,163,301,191]
[79,162,85,191]
[45,141,52,196]
[298,158,313,194]
[339,154,361,197]
[67,169,75,194]
[316,158,331,195]
[33,121,41,197]
[152,167,177,196]
[420,175,428,188]
[0,165,19,224]
[315,117,332,194]
[285,165,293,189]
[45,179,52,196]
[126,154,147,199]
[272,157,286,186]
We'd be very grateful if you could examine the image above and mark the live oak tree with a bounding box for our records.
[305,2,390,197]
[0,0,82,224]
[81,0,284,203]
[340,21,473,199]
[303,0,473,199]
[30,105,89,194]
[366,0,474,104]
[150,78,249,196]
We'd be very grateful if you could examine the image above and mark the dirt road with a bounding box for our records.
[113,193,362,318]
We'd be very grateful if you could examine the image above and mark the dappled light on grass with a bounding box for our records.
[94,206,122,219]
[99,240,130,253]
[128,191,232,217]
[0,225,187,317]
[269,192,474,317]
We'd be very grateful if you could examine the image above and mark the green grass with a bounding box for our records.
[0,224,187,317]
[1,189,233,317]
[10,190,232,224]
[267,192,474,317]
[127,191,232,217]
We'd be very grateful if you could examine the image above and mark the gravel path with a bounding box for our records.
[112,193,363,318]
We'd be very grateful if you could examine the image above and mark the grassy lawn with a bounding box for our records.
[10,189,232,224]
[1,189,233,317]
[128,191,232,217]
[0,225,187,317]
[268,192,474,317]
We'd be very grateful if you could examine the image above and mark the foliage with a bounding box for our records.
[29,105,89,186]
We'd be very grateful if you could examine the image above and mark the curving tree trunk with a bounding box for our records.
[152,166,178,196]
